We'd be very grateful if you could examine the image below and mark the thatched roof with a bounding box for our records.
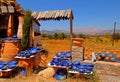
[32,9,73,20]
[0,1,25,15]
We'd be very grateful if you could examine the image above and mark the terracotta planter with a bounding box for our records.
[1,41,20,62]
[72,38,84,47]
[0,70,14,78]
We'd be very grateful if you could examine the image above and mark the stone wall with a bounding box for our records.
[84,60,120,76]
[72,46,84,62]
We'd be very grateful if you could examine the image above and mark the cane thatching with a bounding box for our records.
[32,9,73,20]
[0,0,25,15]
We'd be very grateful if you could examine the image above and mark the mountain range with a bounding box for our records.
[41,27,120,35]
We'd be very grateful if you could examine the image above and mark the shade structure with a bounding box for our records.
[32,9,73,53]
[32,9,73,20]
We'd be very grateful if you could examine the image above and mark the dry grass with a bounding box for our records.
[41,39,70,63]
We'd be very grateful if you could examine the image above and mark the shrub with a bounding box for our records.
[21,10,32,50]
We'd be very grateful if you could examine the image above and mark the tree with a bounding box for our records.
[48,34,53,39]
[21,10,32,50]
[58,33,66,39]
[112,32,120,41]
[54,33,58,39]
[72,33,76,38]
[41,33,48,38]
[78,34,86,39]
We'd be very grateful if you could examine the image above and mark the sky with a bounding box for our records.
[16,0,120,31]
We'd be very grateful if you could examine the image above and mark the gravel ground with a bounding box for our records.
[99,75,120,82]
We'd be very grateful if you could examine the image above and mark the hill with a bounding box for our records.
[41,27,120,35]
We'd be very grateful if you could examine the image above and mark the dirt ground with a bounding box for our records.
[0,71,119,82]
[0,71,98,82]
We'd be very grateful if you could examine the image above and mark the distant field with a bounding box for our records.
[41,38,120,63]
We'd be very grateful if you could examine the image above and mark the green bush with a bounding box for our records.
[21,10,32,50]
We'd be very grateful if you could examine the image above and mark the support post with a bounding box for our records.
[112,21,116,46]
[70,18,73,55]
[7,14,13,37]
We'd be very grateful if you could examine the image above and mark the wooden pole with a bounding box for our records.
[112,21,116,46]
[7,14,13,37]
[70,18,73,55]
[17,15,24,38]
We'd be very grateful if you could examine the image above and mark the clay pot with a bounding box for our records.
[105,57,109,61]
[110,57,114,62]
[109,54,113,58]
[117,56,120,60]
[95,53,98,56]
[97,51,101,54]
[85,47,89,51]
[106,51,110,54]
[101,54,106,58]
[113,52,117,55]
[97,57,101,60]
[115,50,120,53]
[89,48,93,51]
[102,49,106,52]
[110,49,114,52]
[87,55,90,59]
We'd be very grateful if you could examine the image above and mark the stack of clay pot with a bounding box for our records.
[96,51,117,62]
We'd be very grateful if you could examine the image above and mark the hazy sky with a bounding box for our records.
[16,0,120,31]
